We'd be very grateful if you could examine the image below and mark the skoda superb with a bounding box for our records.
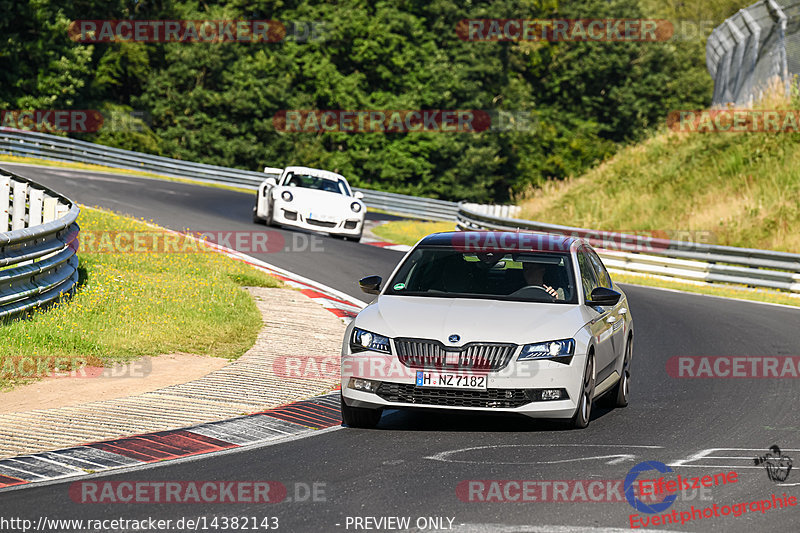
[340,231,633,429]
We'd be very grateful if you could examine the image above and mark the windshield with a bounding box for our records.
[282,172,349,195]
[385,247,577,303]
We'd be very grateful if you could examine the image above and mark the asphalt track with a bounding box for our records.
[1,163,799,532]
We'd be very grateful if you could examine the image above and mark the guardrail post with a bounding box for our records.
[11,180,27,230]
[0,175,9,232]
[28,188,44,227]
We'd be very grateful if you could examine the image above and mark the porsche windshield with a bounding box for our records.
[283,173,349,195]
[385,247,577,303]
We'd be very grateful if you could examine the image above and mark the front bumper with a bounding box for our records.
[340,353,587,419]
[272,203,363,237]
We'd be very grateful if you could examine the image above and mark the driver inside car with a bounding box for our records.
[521,262,565,300]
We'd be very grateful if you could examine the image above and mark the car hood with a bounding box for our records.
[276,186,360,215]
[355,295,592,345]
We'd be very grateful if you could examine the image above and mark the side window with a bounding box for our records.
[587,249,612,289]
[576,250,598,300]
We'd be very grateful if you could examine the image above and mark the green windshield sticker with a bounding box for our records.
[393,283,406,291]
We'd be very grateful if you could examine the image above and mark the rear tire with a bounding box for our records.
[340,394,383,428]
[570,354,595,429]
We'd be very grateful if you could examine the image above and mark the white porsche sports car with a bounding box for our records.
[340,231,634,429]
[253,166,366,241]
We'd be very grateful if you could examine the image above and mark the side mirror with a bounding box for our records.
[359,275,382,295]
[265,177,277,187]
[588,287,621,306]
[354,191,365,200]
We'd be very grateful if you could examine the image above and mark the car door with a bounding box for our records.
[577,247,615,383]
[587,248,627,361]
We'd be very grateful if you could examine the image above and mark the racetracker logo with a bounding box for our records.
[456,479,712,503]
[68,20,286,43]
[1,110,104,133]
[69,481,286,503]
[668,109,800,133]
[273,110,494,133]
[0,356,151,379]
[449,230,714,254]
[278,355,542,381]
[77,230,323,254]
[69,481,326,503]
[666,356,800,378]
[456,19,673,42]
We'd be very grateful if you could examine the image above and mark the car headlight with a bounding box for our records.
[281,191,293,202]
[350,202,362,213]
[350,328,391,354]
[518,339,575,361]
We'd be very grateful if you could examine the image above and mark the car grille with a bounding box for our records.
[307,218,337,228]
[394,339,517,371]
[376,382,531,408]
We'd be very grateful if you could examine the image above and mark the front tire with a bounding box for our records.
[604,338,631,408]
[340,394,383,428]
[570,354,595,429]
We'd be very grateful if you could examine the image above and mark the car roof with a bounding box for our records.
[418,231,581,253]
[284,166,346,182]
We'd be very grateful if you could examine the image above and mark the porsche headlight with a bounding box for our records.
[350,328,391,354]
[281,191,293,202]
[350,202,362,213]
[518,339,575,361]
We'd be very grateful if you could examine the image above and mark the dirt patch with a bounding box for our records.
[0,353,228,414]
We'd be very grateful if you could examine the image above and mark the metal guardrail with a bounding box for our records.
[457,204,800,294]
[0,169,80,319]
[0,128,468,221]
[0,128,268,189]
[2,129,798,294]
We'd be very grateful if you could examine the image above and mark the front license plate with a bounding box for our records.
[309,212,336,222]
[416,371,487,390]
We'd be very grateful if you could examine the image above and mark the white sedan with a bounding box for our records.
[340,231,634,429]
[253,166,366,241]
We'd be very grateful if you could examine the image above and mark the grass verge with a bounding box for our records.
[371,220,456,246]
[516,88,800,252]
[0,153,255,194]
[0,206,282,390]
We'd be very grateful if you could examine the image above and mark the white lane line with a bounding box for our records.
[669,448,800,468]
[426,444,662,465]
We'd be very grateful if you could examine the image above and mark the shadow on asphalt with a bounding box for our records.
[372,404,618,433]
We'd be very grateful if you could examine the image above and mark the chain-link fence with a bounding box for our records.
[707,0,800,105]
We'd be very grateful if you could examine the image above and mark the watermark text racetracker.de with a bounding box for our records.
[68,20,329,43]
[1,109,148,133]
[69,480,325,504]
[0,516,279,532]
[666,356,800,378]
[668,109,800,133]
[273,109,538,133]
[0,355,151,379]
[457,479,713,503]
[77,230,324,254]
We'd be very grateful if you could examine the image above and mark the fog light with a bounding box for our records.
[541,389,562,400]
[349,378,379,393]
